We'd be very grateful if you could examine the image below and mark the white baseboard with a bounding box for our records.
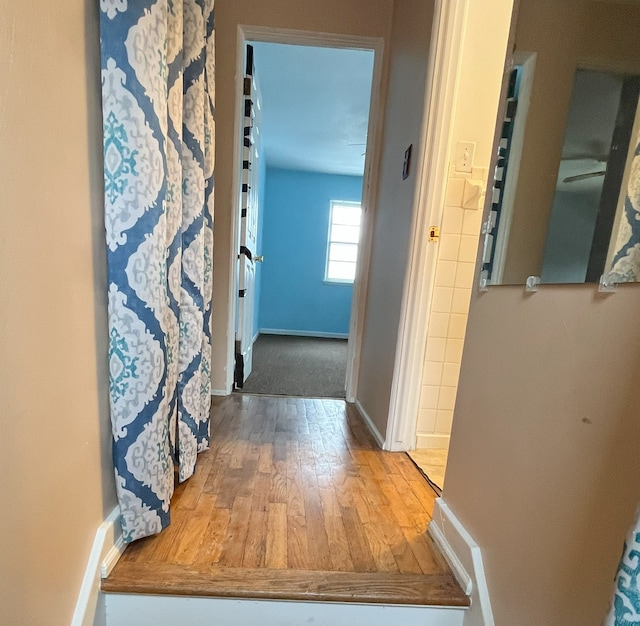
[71,506,125,626]
[105,594,465,626]
[354,399,385,449]
[259,328,349,339]
[101,530,125,579]
[416,433,451,449]
[211,388,229,396]
[428,499,494,626]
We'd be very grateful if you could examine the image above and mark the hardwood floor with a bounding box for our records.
[103,395,468,607]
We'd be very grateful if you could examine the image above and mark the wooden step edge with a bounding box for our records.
[101,563,470,607]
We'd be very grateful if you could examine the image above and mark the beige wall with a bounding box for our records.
[356,0,435,436]
[504,0,640,284]
[0,1,116,624]
[417,0,512,448]
[212,0,394,392]
[442,1,640,623]
[446,287,640,624]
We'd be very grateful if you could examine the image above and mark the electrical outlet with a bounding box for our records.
[455,141,475,173]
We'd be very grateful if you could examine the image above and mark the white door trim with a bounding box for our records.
[225,25,385,399]
[383,0,469,451]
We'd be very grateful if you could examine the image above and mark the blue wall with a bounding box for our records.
[258,168,363,336]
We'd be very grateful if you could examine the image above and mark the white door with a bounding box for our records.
[235,44,262,388]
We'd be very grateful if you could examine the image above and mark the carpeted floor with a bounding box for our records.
[239,334,348,398]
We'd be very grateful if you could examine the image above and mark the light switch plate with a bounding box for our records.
[455,141,475,173]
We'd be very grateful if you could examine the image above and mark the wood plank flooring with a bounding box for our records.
[103,395,468,607]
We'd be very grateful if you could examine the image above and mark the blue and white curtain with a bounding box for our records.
[99,0,215,543]
[608,139,640,282]
[607,507,640,625]
[606,131,640,623]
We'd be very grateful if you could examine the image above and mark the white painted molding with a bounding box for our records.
[344,34,386,405]
[239,25,384,51]
[416,432,451,450]
[384,0,469,452]
[428,507,473,595]
[211,388,229,396]
[71,506,124,626]
[105,594,466,626]
[101,531,125,579]
[259,328,349,339]
[429,499,495,626]
[354,399,385,449]
[231,25,386,410]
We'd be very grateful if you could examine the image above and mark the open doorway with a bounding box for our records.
[232,37,378,399]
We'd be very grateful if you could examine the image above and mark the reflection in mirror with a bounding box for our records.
[541,69,640,284]
[482,0,640,286]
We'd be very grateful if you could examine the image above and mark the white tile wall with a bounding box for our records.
[438,234,461,261]
[441,362,461,387]
[435,260,457,288]
[416,165,487,448]
[425,336,446,362]
[454,262,475,288]
[431,286,454,313]
[445,338,465,363]
[422,360,443,385]
[451,287,472,314]
[428,311,450,338]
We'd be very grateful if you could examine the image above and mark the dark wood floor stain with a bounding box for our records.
[102,395,468,607]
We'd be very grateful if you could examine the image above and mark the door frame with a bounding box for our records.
[223,24,386,399]
[383,0,469,450]
[386,0,521,450]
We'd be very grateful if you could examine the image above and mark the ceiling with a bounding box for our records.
[251,42,375,177]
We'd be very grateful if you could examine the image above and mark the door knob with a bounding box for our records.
[254,255,264,263]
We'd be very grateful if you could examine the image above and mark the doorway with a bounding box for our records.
[230,31,382,400]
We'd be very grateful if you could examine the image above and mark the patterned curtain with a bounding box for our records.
[608,140,640,282]
[99,0,215,543]
[607,507,640,625]
[604,129,640,626]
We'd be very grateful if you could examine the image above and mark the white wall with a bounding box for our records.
[356,0,436,437]
[441,1,640,623]
[0,1,116,624]
[211,0,394,393]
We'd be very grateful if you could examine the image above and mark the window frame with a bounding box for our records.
[324,200,362,284]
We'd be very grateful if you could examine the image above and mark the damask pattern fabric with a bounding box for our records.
[608,140,640,282]
[99,0,214,542]
[607,507,640,625]
[605,138,640,625]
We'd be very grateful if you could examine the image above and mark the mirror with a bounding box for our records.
[482,0,640,286]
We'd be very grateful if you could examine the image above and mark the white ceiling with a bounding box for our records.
[251,42,375,177]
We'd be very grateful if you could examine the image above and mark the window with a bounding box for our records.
[325,201,362,283]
